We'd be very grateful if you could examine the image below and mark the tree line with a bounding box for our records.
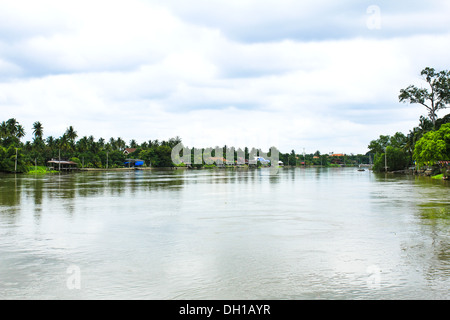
[369,67,450,174]
[0,119,184,173]
[0,117,370,173]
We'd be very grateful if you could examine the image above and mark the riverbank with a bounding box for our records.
[21,164,363,174]
[382,167,449,181]
[80,166,189,172]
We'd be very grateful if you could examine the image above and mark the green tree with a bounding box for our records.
[116,137,126,151]
[16,125,25,140]
[0,146,28,173]
[389,132,407,149]
[368,135,391,154]
[413,123,450,166]
[129,139,138,148]
[58,134,70,153]
[288,149,297,166]
[151,145,174,167]
[65,126,77,141]
[6,118,18,137]
[399,67,450,128]
[373,146,410,172]
[32,121,44,141]
[98,138,105,150]
[435,113,450,130]
[0,121,7,142]
[0,118,25,147]
[78,136,90,153]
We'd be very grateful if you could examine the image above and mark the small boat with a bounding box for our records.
[357,168,365,171]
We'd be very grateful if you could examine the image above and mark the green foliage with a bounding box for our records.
[70,157,82,168]
[27,166,57,174]
[372,146,410,172]
[0,146,28,173]
[105,150,126,168]
[413,123,450,166]
[368,135,391,154]
[368,133,407,154]
[152,145,174,167]
[138,145,174,167]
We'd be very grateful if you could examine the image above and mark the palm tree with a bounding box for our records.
[58,134,70,152]
[6,118,18,136]
[167,136,181,148]
[65,126,77,142]
[16,124,25,140]
[32,121,44,140]
[43,136,57,159]
[129,139,138,148]
[109,137,116,150]
[405,128,419,156]
[77,136,89,153]
[0,121,7,141]
[98,138,105,150]
[104,141,113,152]
[140,141,148,149]
[87,135,98,153]
[116,137,126,151]
[46,136,56,149]
[64,126,77,151]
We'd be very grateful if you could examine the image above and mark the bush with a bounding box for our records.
[0,146,28,173]
[70,157,82,168]
[372,146,410,172]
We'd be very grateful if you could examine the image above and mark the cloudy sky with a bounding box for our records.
[1,0,449,154]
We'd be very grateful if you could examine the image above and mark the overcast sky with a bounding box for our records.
[1,0,449,154]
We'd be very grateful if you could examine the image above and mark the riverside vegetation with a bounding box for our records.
[368,67,450,179]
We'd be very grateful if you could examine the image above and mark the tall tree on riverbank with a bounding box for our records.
[32,121,44,141]
[0,118,25,147]
[399,67,450,128]
[65,126,77,144]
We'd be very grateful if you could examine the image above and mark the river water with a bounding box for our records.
[0,167,449,300]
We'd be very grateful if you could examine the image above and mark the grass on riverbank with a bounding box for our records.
[27,166,58,174]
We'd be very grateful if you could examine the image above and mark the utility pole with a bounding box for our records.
[106,152,109,169]
[303,148,306,167]
[59,149,61,171]
[14,148,17,172]
[385,148,388,172]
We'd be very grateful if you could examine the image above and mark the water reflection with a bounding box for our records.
[0,174,21,208]
[0,168,449,299]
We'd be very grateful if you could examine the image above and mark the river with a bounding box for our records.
[0,167,449,299]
